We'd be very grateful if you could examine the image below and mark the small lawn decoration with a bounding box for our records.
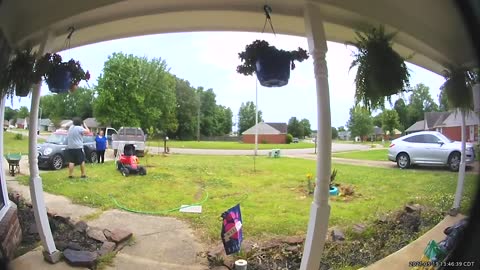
[349,26,410,110]
[330,169,339,196]
[221,204,243,255]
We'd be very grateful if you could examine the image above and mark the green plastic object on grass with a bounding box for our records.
[424,240,447,262]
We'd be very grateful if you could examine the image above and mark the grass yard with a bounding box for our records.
[18,155,477,242]
[147,140,314,150]
[333,149,389,161]
[4,132,45,154]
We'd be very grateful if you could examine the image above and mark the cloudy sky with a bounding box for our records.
[9,32,444,129]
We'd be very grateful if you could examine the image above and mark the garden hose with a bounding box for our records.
[109,190,209,215]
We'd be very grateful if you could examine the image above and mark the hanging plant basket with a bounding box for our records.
[349,26,410,110]
[441,68,475,111]
[237,40,309,88]
[37,53,90,94]
[1,48,41,98]
[46,66,72,93]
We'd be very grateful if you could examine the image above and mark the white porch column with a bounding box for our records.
[0,96,10,218]
[28,30,61,263]
[453,110,467,210]
[300,2,332,270]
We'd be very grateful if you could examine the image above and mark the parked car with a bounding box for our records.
[292,137,299,143]
[108,127,146,157]
[37,130,98,170]
[388,131,475,171]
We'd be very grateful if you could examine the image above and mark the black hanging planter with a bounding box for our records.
[255,50,291,87]
[14,81,32,97]
[46,67,72,93]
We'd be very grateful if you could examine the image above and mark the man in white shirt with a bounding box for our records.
[67,117,90,178]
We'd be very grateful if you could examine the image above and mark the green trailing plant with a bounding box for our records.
[330,169,337,189]
[0,48,42,98]
[349,26,410,110]
[36,53,90,90]
[440,67,478,111]
[236,40,309,76]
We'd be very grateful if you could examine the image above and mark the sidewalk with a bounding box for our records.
[5,156,208,270]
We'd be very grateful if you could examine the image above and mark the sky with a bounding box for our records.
[8,32,445,130]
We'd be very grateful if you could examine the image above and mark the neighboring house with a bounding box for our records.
[405,110,479,142]
[242,122,288,144]
[3,120,8,130]
[338,131,351,140]
[15,118,28,129]
[38,119,52,132]
[59,119,73,129]
[84,117,106,134]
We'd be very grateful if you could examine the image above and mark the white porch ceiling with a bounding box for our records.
[0,0,476,75]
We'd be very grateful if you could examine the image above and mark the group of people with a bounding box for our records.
[66,117,108,178]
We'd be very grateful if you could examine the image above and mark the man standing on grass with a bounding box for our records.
[67,117,90,178]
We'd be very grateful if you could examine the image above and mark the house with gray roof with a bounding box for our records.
[242,122,287,144]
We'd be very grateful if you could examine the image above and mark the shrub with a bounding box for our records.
[261,139,268,144]
[14,133,23,140]
[286,134,293,144]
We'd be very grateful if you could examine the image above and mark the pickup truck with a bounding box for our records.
[107,127,146,157]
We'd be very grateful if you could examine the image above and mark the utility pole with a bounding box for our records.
[197,92,201,142]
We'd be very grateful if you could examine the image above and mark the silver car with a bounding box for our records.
[388,131,475,171]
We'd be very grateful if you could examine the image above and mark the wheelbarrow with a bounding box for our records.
[5,153,21,176]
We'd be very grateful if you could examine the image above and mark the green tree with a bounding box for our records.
[198,88,219,137]
[347,105,373,141]
[4,107,17,121]
[332,127,339,139]
[94,53,177,132]
[373,113,383,127]
[338,126,346,132]
[217,106,233,135]
[438,90,449,112]
[17,106,29,118]
[238,101,263,135]
[394,98,408,131]
[407,83,438,127]
[287,117,304,138]
[381,109,400,137]
[300,118,312,137]
[173,78,199,140]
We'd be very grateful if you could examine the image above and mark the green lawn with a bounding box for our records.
[148,140,315,150]
[4,132,45,154]
[333,149,389,161]
[18,155,476,242]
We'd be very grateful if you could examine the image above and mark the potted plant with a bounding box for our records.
[236,40,309,87]
[329,169,339,196]
[349,26,410,110]
[441,67,478,111]
[1,48,42,97]
[37,53,90,93]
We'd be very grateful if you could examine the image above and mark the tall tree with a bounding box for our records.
[407,83,438,127]
[347,105,373,141]
[300,118,312,137]
[94,53,177,132]
[4,107,17,121]
[394,98,408,131]
[173,78,199,140]
[338,126,346,132]
[438,90,449,112]
[198,88,219,137]
[332,127,339,139]
[17,106,29,118]
[238,101,263,135]
[373,113,383,127]
[216,106,233,135]
[381,109,400,137]
[287,117,304,138]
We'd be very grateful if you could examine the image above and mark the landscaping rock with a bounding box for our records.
[103,229,112,240]
[28,223,38,234]
[74,221,88,233]
[109,228,132,243]
[211,267,230,270]
[53,213,71,223]
[87,228,107,242]
[67,241,83,251]
[331,229,345,241]
[98,241,116,257]
[405,204,422,213]
[353,223,366,234]
[63,248,98,268]
[207,244,225,259]
[55,240,68,251]
[282,236,304,245]
[285,245,299,252]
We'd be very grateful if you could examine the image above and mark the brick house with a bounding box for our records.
[405,110,479,142]
[242,122,288,144]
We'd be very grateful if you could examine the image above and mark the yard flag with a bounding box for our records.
[221,204,243,255]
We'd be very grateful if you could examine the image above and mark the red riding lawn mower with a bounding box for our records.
[116,144,146,177]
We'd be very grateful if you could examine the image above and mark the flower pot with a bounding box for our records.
[46,67,72,93]
[14,80,32,97]
[329,186,339,196]
[255,50,291,87]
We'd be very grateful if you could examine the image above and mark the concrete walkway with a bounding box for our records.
[5,156,208,270]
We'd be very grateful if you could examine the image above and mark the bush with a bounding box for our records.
[261,139,268,144]
[286,134,293,144]
[14,133,23,140]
